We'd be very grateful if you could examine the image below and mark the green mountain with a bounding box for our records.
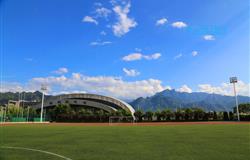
[130,89,250,111]
[0,91,47,105]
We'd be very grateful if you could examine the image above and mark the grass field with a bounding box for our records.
[0,123,249,160]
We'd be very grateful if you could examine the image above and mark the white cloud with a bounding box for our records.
[100,31,107,35]
[192,51,198,56]
[122,53,161,61]
[90,41,112,46]
[122,53,142,61]
[144,53,161,60]
[156,18,167,26]
[203,34,215,40]
[82,16,98,25]
[198,81,250,96]
[95,7,112,18]
[27,73,168,100]
[177,85,192,93]
[0,82,24,92]
[112,2,137,37]
[53,68,69,75]
[174,53,182,59]
[2,77,249,100]
[123,68,140,77]
[171,21,187,28]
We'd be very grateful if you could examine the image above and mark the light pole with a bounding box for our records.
[230,77,240,121]
[40,84,47,122]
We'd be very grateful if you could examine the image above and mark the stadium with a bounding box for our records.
[33,93,136,121]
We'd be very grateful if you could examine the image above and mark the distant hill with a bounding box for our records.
[130,89,250,111]
[0,91,48,105]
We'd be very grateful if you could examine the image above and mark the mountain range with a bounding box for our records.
[1,90,250,111]
[129,89,250,111]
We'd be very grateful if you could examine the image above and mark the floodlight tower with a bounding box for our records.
[40,84,47,122]
[230,77,240,121]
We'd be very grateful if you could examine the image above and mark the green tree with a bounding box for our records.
[234,103,250,113]
[193,108,205,121]
[134,110,144,122]
[213,111,218,121]
[161,109,172,121]
[223,112,229,121]
[229,111,234,121]
[144,111,154,121]
[51,104,73,122]
[154,110,162,121]
[184,108,193,121]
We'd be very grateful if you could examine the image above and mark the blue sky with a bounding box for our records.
[0,0,249,100]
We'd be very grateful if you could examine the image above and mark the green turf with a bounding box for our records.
[0,124,249,160]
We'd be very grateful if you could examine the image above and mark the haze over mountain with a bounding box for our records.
[130,89,250,111]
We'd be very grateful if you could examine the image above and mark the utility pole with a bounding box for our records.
[230,77,240,121]
[40,84,47,122]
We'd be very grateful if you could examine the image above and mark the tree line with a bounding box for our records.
[1,103,250,122]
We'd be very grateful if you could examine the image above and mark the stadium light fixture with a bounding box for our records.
[40,84,47,122]
[230,77,240,121]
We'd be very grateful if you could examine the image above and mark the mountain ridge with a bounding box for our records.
[129,89,250,111]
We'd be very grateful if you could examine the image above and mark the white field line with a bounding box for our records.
[0,146,73,160]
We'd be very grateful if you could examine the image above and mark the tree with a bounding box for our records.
[234,103,250,113]
[229,111,234,121]
[134,110,144,122]
[223,112,229,121]
[144,111,154,121]
[161,109,172,121]
[154,110,162,121]
[193,108,204,121]
[184,108,193,121]
[51,104,73,122]
[213,111,218,121]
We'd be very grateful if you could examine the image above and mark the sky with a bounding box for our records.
[0,0,249,100]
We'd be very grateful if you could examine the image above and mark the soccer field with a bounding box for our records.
[0,123,249,160]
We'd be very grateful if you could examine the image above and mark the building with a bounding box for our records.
[32,93,135,120]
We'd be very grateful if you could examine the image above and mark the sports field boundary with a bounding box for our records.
[1,121,249,126]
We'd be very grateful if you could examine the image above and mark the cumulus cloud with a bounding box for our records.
[82,16,98,25]
[123,68,140,77]
[174,53,182,59]
[177,85,192,93]
[112,2,137,37]
[90,41,112,46]
[171,21,187,28]
[2,76,249,100]
[27,73,168,100]
[203,34,215,40]
[53,67,69,75]
[122,53,161,61]
[198,81,250,96]
[192,51,198,56]
[156,18,167,26]
[95,7,112,18]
